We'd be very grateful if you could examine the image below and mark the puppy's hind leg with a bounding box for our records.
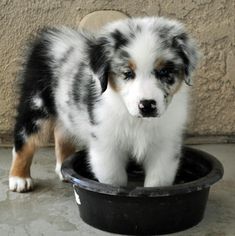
[9,139,35,193]
[54,125,76,181]
[9,118,54,192]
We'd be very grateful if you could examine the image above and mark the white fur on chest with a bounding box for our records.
[92,85,188,162]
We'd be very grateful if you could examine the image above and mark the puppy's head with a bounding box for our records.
[90,17,198,118]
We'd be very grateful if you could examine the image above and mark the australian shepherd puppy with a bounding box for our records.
[9,17,198,192]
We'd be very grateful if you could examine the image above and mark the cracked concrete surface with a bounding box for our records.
[0,144,235,236]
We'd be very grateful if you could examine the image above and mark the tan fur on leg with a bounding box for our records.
[10,143,35,178]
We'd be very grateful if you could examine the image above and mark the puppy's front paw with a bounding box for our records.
[98,173,128,187]
[144,176,174,187]
[9,176,33,192]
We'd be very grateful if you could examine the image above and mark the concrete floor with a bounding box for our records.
[0,144,235,236]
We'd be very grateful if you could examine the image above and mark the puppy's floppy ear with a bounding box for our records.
[172,33,199,86]
[89,37,110,93]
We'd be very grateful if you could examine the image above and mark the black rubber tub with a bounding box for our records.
[61,146,223,235]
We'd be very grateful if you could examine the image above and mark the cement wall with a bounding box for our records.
[0,0,234,144]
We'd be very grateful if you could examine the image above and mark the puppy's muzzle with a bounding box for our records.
[138,100,158,117]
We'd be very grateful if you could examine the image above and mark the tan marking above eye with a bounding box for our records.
[154,58,167,70]
[128,60,137,71]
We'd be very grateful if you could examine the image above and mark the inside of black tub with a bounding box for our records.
[69,147,213,188]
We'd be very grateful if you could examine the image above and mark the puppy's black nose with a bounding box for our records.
[138,100,157,117]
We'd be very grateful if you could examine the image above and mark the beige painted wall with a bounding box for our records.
[0,0,234,144]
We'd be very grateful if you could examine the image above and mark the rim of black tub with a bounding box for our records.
[61,146,224,197]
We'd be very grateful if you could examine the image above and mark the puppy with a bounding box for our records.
[9,17,198,192]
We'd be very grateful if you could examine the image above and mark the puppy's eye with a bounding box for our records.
[123,70,135,80]
[154,69,175,85]
[155,69,170,78]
